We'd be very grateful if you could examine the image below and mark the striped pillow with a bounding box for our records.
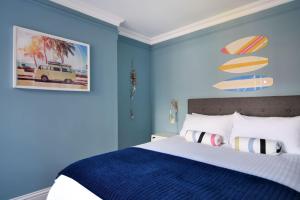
[185,130,223,147]
[233,137,282,155]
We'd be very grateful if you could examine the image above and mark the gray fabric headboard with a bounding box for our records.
[188,96,300,117]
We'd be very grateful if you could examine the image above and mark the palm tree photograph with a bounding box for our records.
[13,26,90,91]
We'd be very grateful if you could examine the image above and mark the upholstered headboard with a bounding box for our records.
[188,96,300,117]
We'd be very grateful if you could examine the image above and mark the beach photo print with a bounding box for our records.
[13,26,90,92]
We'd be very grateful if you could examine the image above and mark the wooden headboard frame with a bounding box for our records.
[188,96,300,117]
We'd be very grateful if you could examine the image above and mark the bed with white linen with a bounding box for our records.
[48,136,300,200]
[47,96,300,200]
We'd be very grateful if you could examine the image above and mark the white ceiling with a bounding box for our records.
[51,0,293,44]
[84,0,258,37]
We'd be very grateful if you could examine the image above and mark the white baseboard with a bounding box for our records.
[11,187,50,200]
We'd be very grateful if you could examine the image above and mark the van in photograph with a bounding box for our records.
[35,63,76,84]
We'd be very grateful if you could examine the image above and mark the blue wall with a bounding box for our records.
[0,0,118,199]
[1,0,300,199]
[151,1,300,134]
[118,36,152,149]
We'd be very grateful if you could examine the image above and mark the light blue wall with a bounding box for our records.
[151,1,300,134]
[118,36,152,149]
[0,0,118,199]
[2,0,300,199]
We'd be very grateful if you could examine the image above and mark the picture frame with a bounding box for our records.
[13,26,90,92]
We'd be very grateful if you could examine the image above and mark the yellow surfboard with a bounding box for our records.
[213,75,273,92]
[218,56,269,73]
[221,36,268,55]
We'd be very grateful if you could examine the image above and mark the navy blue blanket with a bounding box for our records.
[59,148,299,200]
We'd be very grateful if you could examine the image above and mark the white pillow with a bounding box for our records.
[231,112,300,154]
[180,113,234,143]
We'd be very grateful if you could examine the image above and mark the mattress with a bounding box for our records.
[47,136,300,200]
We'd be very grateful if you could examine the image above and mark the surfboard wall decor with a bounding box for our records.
[215,35,272,92]
[221,35,268,55]
[218,56,269,74]
[213,75,273,92]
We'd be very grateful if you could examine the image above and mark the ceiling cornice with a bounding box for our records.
[51,0,293,45]
[50,0,125,26]
[150,0,294,45]
[118,27,152,44]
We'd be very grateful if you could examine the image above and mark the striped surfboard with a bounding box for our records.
[221,35,268,55]
[218,56,269,73]
[213,75,273,92]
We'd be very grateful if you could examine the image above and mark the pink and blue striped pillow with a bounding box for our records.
[185,130,223,147]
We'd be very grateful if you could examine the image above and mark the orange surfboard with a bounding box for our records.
[221,36,268,55]
[218,56,269,73]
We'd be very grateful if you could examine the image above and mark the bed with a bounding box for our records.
[47,96,300,200]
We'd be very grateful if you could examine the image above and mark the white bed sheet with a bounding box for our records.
[47,136,300,200]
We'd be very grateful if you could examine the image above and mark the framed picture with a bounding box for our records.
[13,26,90,92]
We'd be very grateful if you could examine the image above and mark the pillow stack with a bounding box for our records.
[180,113,233,143]
[231,112,300,154]
[179,111,300,155]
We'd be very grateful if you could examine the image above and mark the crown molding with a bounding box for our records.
[150,0,293,44]
[120,0,293,45]
[51,0,293,45]
[50,0,125,27]
[118,27,152,44]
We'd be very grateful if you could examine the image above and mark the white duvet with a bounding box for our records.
[47,136,300,200]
